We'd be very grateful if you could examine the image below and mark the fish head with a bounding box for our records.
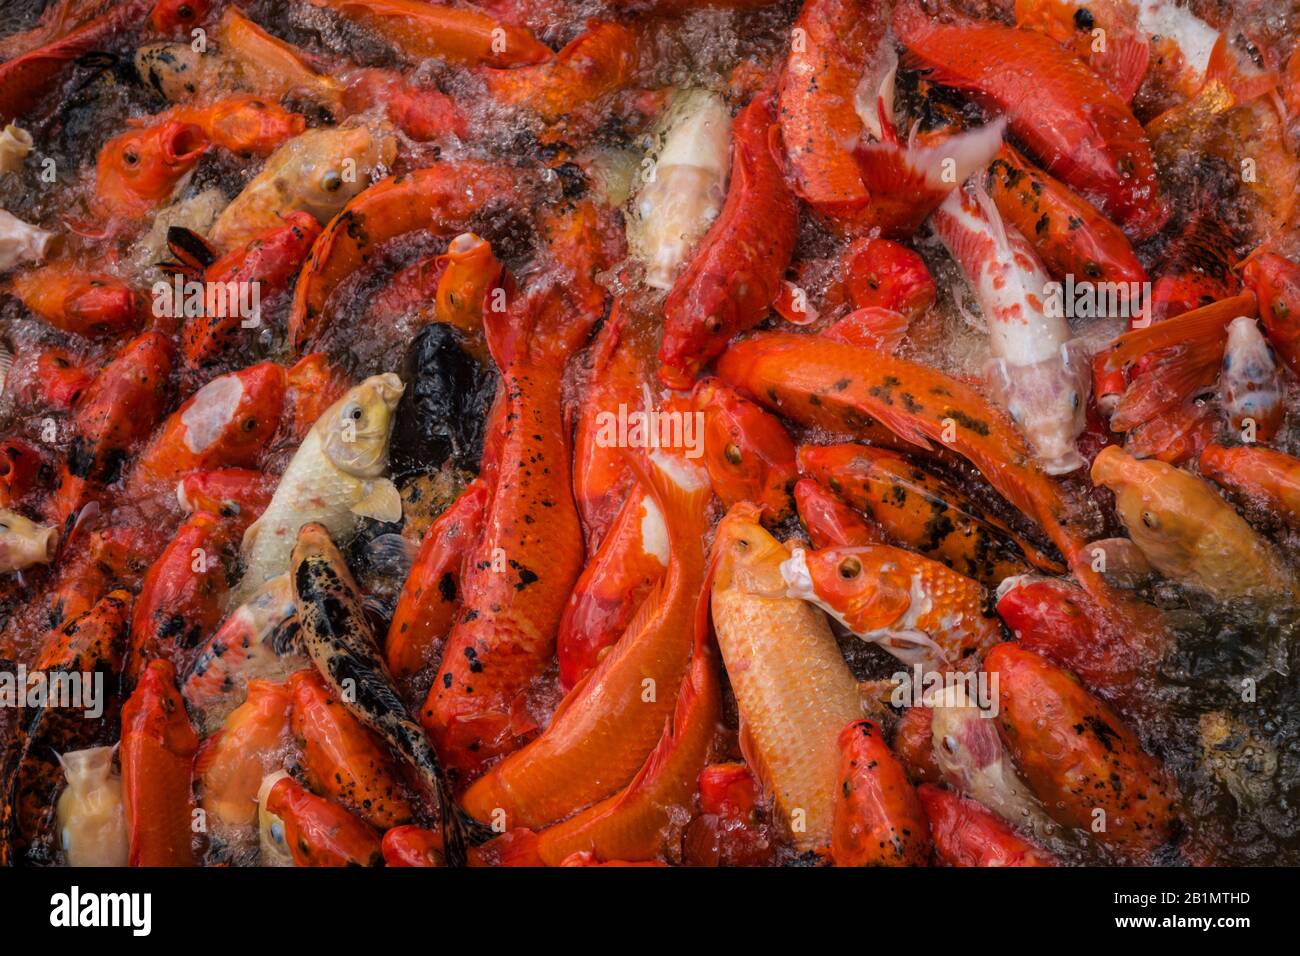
[986,346,1089,475]
[96,121,209,214]
[319,372,404,478]
[1221,316,1284,438]
[150,0,212,35]
[694,378,796,522]
[710,502,789,595]
[0,508,57,571]
[1090,444,1205,572]
[281,124,396,224]
[780,545,912,633]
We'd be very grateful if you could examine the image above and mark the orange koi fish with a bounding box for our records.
[10,262,142,338]
[195,678,292,828]
[461,452,712,829]
[694,378,796,524]
[121,659,199,866]
[831,720,931,866]
[781,543,1002,669]
[162,95,305,157]
[1200,443,1300,530]
[94,120,209,220]
[793,477,881,548]
[259,772,382,866]
[986,643,1180,863]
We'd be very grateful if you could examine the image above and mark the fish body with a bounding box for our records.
[987,642,1179,862]
[235,373,403,602]
[385,479,487,679]
[259,771,381,866]
[1200,444,1300,530]
[1091,444,1292,599]
[289,670,413,830]
[781,543,1001,669]
[460,453,712,830]
[120,659,199,866]
[987,142,1146,286]
[931,183,1089,475]
[659,94,797,389]
[289,523,473,865]
[708,504,861,851]
[831,720,931,866]
[918,784,1056,867]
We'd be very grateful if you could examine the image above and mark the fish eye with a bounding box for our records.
[1141,510,1159,530]
[838,556,862,579]
[724,443,742,465]
[178,4,193,19]
[322,170,343,192]
[348,405,364,421]
[123,150,139,166]
[1071,391,1080,410]
[1084,261,1102,279]
[242,417,258,432]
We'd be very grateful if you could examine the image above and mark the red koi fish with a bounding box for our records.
[385,479,488,679]
[260,772,382,866]
[659,94,797,389]
[121,659,199,866]
[129,362,287,489]
[51,331,174,525]
[682,762,774,867]
[556,482,668,691]
[127,510,240,682]
[832,237,937,321]
[195,678,291,828]
[179,213,321,371]
[149,0,211,35]
[919,784,1057,867]
[0,438,49,509]
[694,378,796,524]
[289,670,414,829]
[1013,0,1149,103]
[32,349,94,411]
[10,262,142,337]
[793,478,880,548]
[344,69,467,141]
[986,643,1180,863]
[177,468,275,529]
[1243,251,1300,377]
[831,720,931,866]
[421,202,615,777]
[94,120,209,220]
[894,0,1166,238]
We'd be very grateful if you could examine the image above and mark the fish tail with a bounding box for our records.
[1108,293,1256,431]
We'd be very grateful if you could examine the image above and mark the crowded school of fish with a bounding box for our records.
[1,0,1299,867]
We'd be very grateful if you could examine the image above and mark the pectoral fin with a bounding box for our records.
[351,478,402,522]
